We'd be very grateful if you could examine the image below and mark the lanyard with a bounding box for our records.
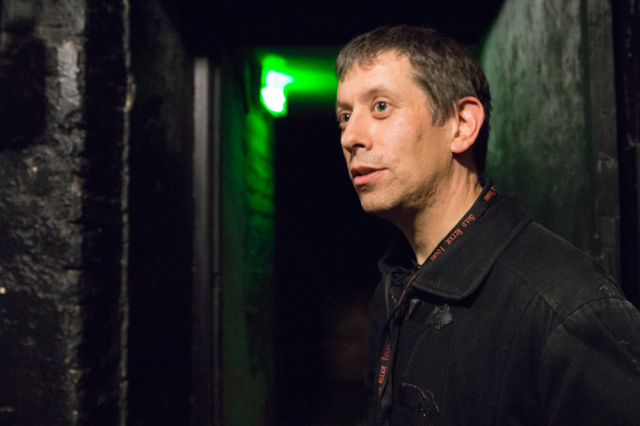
[377,183,497,417]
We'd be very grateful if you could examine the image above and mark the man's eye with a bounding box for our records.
[338,113,351,124]
[374,102,388,112]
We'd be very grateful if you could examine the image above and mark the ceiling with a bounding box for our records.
[167,0,506,54]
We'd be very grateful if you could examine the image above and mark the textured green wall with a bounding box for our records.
[220,56,274,425]
[481,0,594,253]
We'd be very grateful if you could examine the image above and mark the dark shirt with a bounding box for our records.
[366,185,640,424]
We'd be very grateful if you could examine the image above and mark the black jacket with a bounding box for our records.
[366,190,640,424]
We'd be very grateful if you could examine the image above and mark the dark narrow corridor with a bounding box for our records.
[274,105,395,423]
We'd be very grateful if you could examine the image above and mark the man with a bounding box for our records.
[335,25,640,424]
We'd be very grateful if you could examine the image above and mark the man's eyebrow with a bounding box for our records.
[335,100,350,111]
[336,85,394,113]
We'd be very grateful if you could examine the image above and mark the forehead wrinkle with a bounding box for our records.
[337,79,390,104]
[362,84,392,100]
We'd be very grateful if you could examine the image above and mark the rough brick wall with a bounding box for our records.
[0,0,130,423]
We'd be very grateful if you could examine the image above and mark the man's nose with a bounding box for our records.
[340,113,371,154]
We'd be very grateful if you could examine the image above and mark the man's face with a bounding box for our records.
[336,51,455,219]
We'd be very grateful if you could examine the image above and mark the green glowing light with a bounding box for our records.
[259,51,338,116]
[261,70,294,115]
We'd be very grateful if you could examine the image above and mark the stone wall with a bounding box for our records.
[0,0,130,423]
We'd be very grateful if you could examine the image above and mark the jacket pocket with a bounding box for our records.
[399,381,440,419]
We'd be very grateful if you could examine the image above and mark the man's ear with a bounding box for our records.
[450,97,484,154]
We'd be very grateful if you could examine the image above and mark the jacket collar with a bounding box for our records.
[378,188,532,302]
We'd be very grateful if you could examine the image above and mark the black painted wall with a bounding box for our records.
[127,1,194,425]
[613,0,640,307]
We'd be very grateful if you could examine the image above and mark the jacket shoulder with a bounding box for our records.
[496,222,624,319]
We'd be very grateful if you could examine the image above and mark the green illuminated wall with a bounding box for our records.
[219,48,338,423]
[220,54,275,424]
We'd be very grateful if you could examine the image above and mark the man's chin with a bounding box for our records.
[359,198,394,217]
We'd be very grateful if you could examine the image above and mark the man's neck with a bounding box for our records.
[396,173,483,265]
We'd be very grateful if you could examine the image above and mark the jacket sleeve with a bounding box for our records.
[538,297,640,425]
[364,278,387,425]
